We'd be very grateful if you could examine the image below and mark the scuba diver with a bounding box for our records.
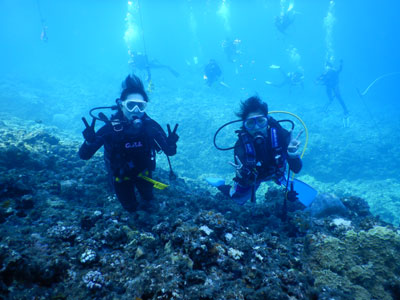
[36,0,48,42]
[280,71,304,88]
[208,96,302,206]
[128,51,180,84]
[222,38,241,63]
[275,8,296,34]
[266,66,304,90]
[40,25,48,42]
[79,75,179,213]
[316,60,350,125]
[204,59,223,87]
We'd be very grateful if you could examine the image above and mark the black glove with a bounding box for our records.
[287,181,299,202]
[167,124,179,145]
[82,117,96,143]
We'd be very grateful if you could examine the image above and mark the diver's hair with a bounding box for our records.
[236,96,268,120]
[120,74,149,102]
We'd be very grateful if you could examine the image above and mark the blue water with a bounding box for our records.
[1,0,400,187]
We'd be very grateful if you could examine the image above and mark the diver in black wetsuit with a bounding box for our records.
[316,60,349,120]
[79,75,179,212]
[204,59,222,87]
[128,51,180,83]
[215,96,302,205]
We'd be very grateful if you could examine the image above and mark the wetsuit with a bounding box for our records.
[219,118,302,205]
[204,62,222,86]
[319,64,349,116]
[79,113,177,212]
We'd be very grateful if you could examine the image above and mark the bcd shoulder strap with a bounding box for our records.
[238,131,256,167]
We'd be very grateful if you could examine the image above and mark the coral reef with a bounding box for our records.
[1,116,400,300]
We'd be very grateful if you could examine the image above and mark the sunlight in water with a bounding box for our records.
[287,45,301,66]
[217,0,231,32]
[280,0,286,15]
[287,2,294,12]
[280,0,294,16]
[324,0,336,63]
[124,0,140,53]
[189,11,197,33]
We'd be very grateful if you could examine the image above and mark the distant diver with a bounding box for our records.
[79,75,179,213]
[128,51,180,84]
[316,60,350,126]
[204,59,228,87]
[275,4,296,34]
[40,25,48,42]
[222,37,241,63]
[206,96,303,209]
[204,59,222,86]
[36,0,48,42]
[266,66,304,90]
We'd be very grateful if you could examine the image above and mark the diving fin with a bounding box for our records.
[205,177,225,187]
[291,179,318,207]
[282,178,318,207]
[269,65,281,69]
[219,81,230,88]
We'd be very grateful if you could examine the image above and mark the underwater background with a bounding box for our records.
[1,1,400,298]
[2,0,399,223]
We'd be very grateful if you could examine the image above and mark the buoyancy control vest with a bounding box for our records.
[238,124,287,183]
[104,119,156,179]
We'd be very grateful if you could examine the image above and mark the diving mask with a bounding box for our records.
[121,99,147,113]
[244,115,268,131]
